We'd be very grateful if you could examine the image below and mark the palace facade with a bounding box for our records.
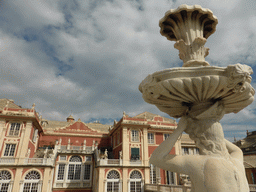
[0,98,197,192]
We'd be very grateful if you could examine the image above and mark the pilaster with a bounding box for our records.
[122,127,129,165]
[12,168,23,192]
[143,127,149,166]
[17,121,32,158]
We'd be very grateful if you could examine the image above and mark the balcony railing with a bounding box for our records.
[250,184,256,192]
[0,158,17,164]
[144,184,191,192]
[0,158,54,166]
[145,184,256,192]
[58,146,93,154]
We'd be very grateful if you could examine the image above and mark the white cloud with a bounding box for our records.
[0,0,255,138]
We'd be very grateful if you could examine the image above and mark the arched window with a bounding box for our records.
[0,170,11,192]
[129,171,143,192]
[23,171,41,192]
[106,170,120,192]
[68,156,82,180]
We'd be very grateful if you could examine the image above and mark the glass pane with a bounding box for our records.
[74,164,81,180]
[68,164,75,180]
[23,183,31,192]
[57,164,65,180]
[84,164,91,180]
[0,183,9,192]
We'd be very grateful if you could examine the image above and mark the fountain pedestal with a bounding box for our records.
[139,4,255,192]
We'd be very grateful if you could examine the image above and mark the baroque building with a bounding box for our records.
[0,98,198,192]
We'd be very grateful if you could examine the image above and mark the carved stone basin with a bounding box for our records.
[139,64,255,118]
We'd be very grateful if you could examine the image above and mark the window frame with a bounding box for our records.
[131,130,139,142]
[3,144,16,157]
[164,133,170,140]
[148,133,154,144]
[8,122,21,137]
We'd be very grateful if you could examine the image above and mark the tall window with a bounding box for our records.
[166,171,175,185]
[129,171,142,192]
[32,128,38,142]
[106,170,120,192]
[182,147,189,155]
[164,133,170,140]
[57,164,65,180]
[4,144,16,157]
[9,123,20,136]
[131,130,139,142]
[0,170,11,192]
[84,164,91,180]
[23,171,41,192]
[68,156,82,180]
[148,133,154,144]
[150,164,156,184]
[131,148,140,160]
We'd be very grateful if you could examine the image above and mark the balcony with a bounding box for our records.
[24,158,54,166]
[57,145,93,154]
[0,158,54,166]
[145,184,256,192]
[0,158,17,165]
[98,159,122,166]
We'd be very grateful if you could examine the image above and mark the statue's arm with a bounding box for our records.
[225,139,243,162]
[149,116,188,172]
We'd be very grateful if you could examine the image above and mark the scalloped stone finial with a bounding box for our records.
[159,5,218,67]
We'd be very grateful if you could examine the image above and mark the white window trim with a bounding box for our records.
[131,130,139,142]
[148,133,154,144]
[163,133,170,140]
[54,157,93,188]
[2,144,17,157]
[8,122,21,137]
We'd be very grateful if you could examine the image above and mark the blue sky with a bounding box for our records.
[0,0,256,141]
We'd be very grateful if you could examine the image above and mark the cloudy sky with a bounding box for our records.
[1,0,256,141]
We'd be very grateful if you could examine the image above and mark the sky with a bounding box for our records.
[0,0,256,141]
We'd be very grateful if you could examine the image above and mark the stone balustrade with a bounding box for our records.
[144,184,256,192]
[0,158,54,166]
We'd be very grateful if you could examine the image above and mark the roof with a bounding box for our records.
[0,99,22,110]
[244,155,256,168]
[43,120,110,133]
[180,134,196,146]
[133,111,176,123]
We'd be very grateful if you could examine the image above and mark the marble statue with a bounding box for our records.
[139,4,254,192]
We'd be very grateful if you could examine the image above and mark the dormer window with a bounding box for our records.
[9,123,21,136]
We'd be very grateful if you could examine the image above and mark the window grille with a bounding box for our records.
[0,170,11,192]
[150,164,156,184]
[130,171,142,192]
[57,164,65,180]
[23,171,41,192]
[9,123,20,136]
[67,156,82,180]
[106,170,120,192]
[148,133,154,144]
[84,164,91,180]
[131,130,139,142]
[4,144,16,156]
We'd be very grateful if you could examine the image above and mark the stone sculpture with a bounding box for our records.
[139,4,255,192]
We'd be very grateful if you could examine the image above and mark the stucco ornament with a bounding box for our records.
[139,4,254,192]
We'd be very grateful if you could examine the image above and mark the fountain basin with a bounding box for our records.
[139,64,255,118]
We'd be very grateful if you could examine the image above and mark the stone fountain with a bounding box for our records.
[139,5,255,192]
